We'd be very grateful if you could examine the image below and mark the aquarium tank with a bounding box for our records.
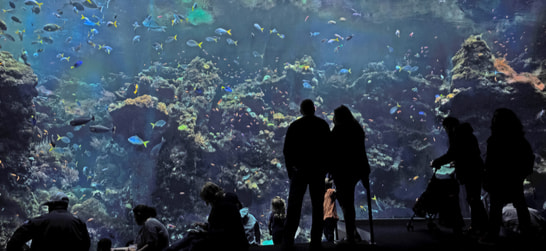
[0,0,545,249]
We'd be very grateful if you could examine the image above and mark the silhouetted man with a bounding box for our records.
[283,99,331,251]
[7,191,90,251]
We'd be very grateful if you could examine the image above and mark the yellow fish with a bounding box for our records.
[134,84,138,94]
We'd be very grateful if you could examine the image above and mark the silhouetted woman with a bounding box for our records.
[330,105,371,243]
[482,108,535,243]
[431,117,488,234]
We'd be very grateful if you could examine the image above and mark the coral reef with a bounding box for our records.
[451,35,496,89]
[187,8,214,25]
[0,51,38,154]
[494,58,545,91]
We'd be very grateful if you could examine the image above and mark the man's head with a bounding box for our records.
[43,191,69,211]
[300,99,315,116]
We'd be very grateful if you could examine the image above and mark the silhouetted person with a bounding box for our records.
[268,196,286,246]
[323,177,338,243]
[431,117,488,235]
[240,206,261,246]
[133,204,170,251]
[330,105,371,244]
[7,191,91,251]
[97,238,112,251]
[167,182,248,251]
[482,108,535,243]
[283,99,331,250]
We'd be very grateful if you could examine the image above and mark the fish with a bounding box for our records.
[226,38,238,46]
[253,23,263,32]
[132,35,141,43]
[269,28,277,34]
[106,21,117,28]
[151,137,166,158]
[252,51,263,58]
[89,125,116,133]
[82,17,100,26]
[2,33,15,42]
[82,0,98,9]
[387,45,394,53]
[328,20,336,24]
[102,45,112,54]
[334,34,344,40]
[152,42,163,51]
[11,16,22,23]
[142,15,166,31]
[71,60,83,69]
[16,29,25,41]
[215,28,231,36]
[70,115,94,126]
[192,2,198,11]
[9,1,15,8]
[302,80,312,89]
[60,56,70,62]
[395,29,400,38]
[150,120,167,129]
[165,35,177,43]
[186,39,202,48]
[134,84,138,94]
[172,14,185,26]
[310,32,320,37]
[0,19,7,31]
[24,0,43,8]
[327,38,339,43]
[396,65,419,73]
[277,33,285,39]
[43,23,61,32]
[345,35,353,41]
[205,36,219,42]
[389,103,401,114]
[68,1,84,11]
[57,134,70,144]
[128,135,149,147]
[32,6,40,14]
[132,21,140,30]
[339,68,351,74]
[221,86,233,92]
[20,50,29,65]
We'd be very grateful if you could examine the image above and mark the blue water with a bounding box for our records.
[2,0,546,249]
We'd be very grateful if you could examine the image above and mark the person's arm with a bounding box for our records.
[7,221,34,251]
[283,126,296,179]
[431,145,455,168]
[78,220,91,251]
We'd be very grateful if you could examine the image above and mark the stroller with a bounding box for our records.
[407,166,461,231]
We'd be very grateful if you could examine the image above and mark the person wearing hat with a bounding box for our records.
[7,191,91,251]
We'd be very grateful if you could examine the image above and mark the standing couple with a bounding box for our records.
[282,99,370,250]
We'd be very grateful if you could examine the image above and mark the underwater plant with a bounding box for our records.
[187,9,213,25]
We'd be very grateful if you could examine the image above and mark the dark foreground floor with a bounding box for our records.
[250,219,545,251]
